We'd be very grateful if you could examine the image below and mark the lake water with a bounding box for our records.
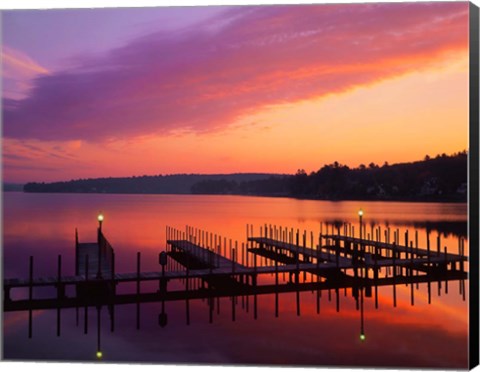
[2,192,469,368]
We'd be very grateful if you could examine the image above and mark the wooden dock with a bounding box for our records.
[75,228,114,279]
[3,222,468,313]
[167,239,245,272]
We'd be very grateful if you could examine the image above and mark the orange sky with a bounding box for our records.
[1,2,470,183]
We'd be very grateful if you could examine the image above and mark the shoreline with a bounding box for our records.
[5,189,468,204]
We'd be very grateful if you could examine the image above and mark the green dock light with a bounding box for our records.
[360,333,366,342]
[96,351,103,359]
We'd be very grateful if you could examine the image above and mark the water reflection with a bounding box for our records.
[2,193,469,368]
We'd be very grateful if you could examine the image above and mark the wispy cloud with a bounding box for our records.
[3,3,468,142]
[2,138,79,168]
[1,46,49,100]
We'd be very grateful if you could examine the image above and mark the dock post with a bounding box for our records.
[392,243,397,307]
[56,254,63,337]
[136,252,141,296]
[209,249,214,276]
[428,277,432,304]
[29,255,33,301]
[444,246,448,294]
[320,223,323,248]
[185,263,190,325]
[223,237,227,261]
[84,255,89,335]
[460,238,465,273]
[85,254,90,282]
[159,251,167,293]
[75,228,79,275]
[231,248,236,322]
[295,229,300,283]
[97,228,102,279]
[302,232,307,281]
[410,241,414,306]
[333,239,339,272]
[275,249,279,318]
[242,242,245,267]
[28,255,33,339]
[253,246,258,286]
[427,231,431,270]
[336,288,340,312]
[57,254,65,299]
[296,283,300,316]
[111,250,116,297]
[208,272,214,324]
[3,286,11,305]
[136,252,141,330]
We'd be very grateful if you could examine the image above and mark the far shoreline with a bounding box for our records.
[4,189,468,204]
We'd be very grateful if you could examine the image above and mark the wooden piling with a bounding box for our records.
[56,255,62,337]
[185,260,190,326]
[273,241,279,318]
[427,231,431,269]
[444,246,448,294]
[28,256,33,339]
[296,286,300,317]
[136,252,141,296]
[410,241,414,306]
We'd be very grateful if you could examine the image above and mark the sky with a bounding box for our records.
[1,1,471,183]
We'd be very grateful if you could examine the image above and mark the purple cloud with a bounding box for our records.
[2,3,469,142]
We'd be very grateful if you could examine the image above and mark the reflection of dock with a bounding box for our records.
[3,268,467,312]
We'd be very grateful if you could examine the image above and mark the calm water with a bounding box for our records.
[2,192,469,368]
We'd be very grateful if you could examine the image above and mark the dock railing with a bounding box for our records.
[98,228,115,278]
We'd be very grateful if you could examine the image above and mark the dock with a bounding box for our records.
[2,220,470,341]
[3,222,468,315]
[75,228,114,279]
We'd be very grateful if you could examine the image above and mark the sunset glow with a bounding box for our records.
[1,2,470,183]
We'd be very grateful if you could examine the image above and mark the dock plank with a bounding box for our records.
[167,239,246,270]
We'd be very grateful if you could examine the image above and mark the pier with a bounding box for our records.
[3,219,468,339]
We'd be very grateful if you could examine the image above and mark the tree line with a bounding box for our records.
[23,151,468,202]
[190,151,468,202]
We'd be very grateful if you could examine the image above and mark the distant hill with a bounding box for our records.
[3,183,24,192]
[22,151,468,202]
[23,173,280,194]
[189,151,468,202]
[285,151,468,202]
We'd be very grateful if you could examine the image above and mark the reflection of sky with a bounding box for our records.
[4,289,468,368]
[2,193,468,367]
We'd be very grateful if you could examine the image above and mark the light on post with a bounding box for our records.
[360,333,366,342]
[96,351,103,359]
[97,213,104,230]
